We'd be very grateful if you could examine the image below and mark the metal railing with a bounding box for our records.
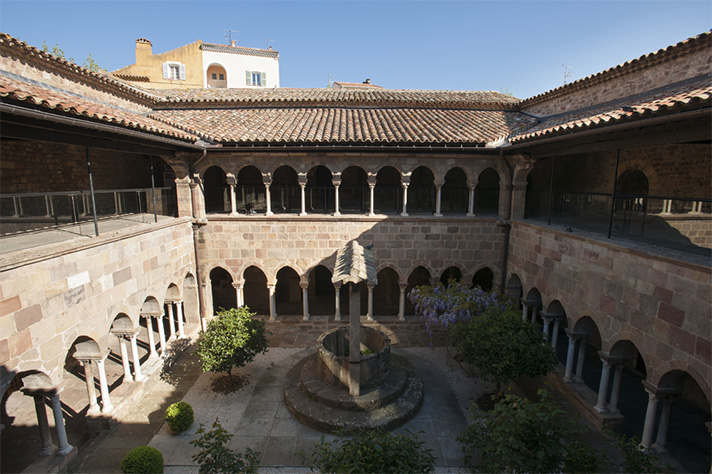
[525,190,712,254]
[0,187,177,236]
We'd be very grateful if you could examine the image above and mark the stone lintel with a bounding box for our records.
[540,310,564,320]
[110,326,140,337]
[641,380,683,397]
[73,348,111,362]
[596,351,627,365]
[564,328,591,339]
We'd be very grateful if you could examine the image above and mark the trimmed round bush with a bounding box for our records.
[165,401,194,433]
[120,446,163,474]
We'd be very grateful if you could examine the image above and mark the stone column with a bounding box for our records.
[641,383,661,449]
[594,355,612,413]
[510,159,533,220]
[434,181,443,217]
[348,283,362,396]
[49,393,73,456]
[530,304,538,324]
[233,281,244,307]
[175,177,193,218]
[156,313,167,355]
[129,332,146,382]
[367,283,375,321]
[333,180,341,216]
[563,330,578,383]
[334,282,342,321]
[398,283,407,321]
[190,176,206,220]
[268,283,277,321]
[299,177,307,216]
[176,301,185,338]
[550,316,562,349]
[117,335,133,382]
[607,363,625,412]
[301,281,310,321]
[499,181,512,219]
[541,313,553,342]
[521,301,530,322]
[96,357,113,413]
[143,314,158,358]
[166,302,176,340]
[264,181,273,216]
[227,176,238,216]
[467,183,477,217]
[30,394,56,455]
[80,360,100,414]
[654,396,675,450]
[574,337,588,383]
[400,182,409,217]
[368,178,376,216]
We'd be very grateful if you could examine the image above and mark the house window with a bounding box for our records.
[170,65,180,80]
[219,73,225,81]
[246,71,267,87]
[212,73,217,80]
[162,62,186,80]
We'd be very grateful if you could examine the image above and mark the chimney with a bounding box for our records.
[363,78,371,84]
[230,39,237,47]
[135,38,152,64]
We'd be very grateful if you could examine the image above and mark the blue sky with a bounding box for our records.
[1,0,709,99]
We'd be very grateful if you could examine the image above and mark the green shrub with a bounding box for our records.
[458,389,574,473]
[120,446,164,474]
[190,420,260,474]
[608,432,673,473]
[165,401,194,433]
[300,429,435,473]
[563,440,599,473]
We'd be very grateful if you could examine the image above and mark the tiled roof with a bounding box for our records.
[510,76,712,144]
[153,87,521,110]
[520,30,711,108]
[150,105,536,145]
[0,75,198,142]
[201,43,279,59]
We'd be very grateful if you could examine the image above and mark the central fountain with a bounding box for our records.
[283,241,424,433]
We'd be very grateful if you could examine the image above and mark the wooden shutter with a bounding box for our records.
[246,71,252,85]
[261,72,267,87]
[179,64,186,80]
[162,63,170,79]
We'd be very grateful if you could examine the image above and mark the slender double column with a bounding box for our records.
[640,381,682,451]
[112,327,146,383]
[398,283,408,321]
[333,179,342,216]
[233,281,244,307]
[563,329,590,383]
[594,352,625,413]
[367,178,376,216]
[227,176,238,215]
[367,283,375,321]
[301,281,310,321]
[23,388,73,457]
[467,182,477,216]
[267,283,277,321]
[400,182,409,217]
[434,181,443,217]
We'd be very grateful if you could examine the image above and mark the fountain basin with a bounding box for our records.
[317,326,390,391]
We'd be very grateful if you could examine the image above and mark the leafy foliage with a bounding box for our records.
[450,304,557,389]
[120,446,164,474]
[608,432,673,473]
[300,429,435,473]
[458,389,574,473]
[41,41,106,71]
[562,440,600,473]
[195,307,268,384]
[165,401,194,434]
[190,420,260,474]
[408,280,506,339]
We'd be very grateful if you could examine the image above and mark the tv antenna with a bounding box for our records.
[223,29,238,44]
[264,39,275,49]
[562,64,574,85]
[322,73,337,88]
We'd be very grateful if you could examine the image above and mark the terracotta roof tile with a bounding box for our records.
[0,75,198,142]
[510,76,712,143]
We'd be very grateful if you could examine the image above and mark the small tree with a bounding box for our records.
[195,307,268,389]
[450,304,557,391]
[190,420,260,474]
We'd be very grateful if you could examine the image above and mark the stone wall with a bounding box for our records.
[0,218,196,393]
[507,220,711,394]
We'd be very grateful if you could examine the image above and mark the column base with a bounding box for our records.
[134,374,148,383]
[434,213,443,217]
[466,212,476,217]
[101,404,114,414]
[651,443,667,454]
[593,405,608,414]
[40,444,57,456]
[57,444,74,457]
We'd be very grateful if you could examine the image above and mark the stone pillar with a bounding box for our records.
[268,284,277,321]
[510,158,533,220]
[176,301,185,338]
[301,281,310,321]
[563,330,578,383]
[156,313,167,355]
[574,337,587,383]
[530,304,538,324]
[654,396,675,450]
[498,181,512,219]
[233,281,244,307]
[521,301,530,322]
[96,357,113,413]
[190,176,206,220]
[227,176,238,216]
[348,283,362,396]
[641,383,661,449]
[368,178,376,216]
[541,313,553,342]
[166,302,176,339]
[333,180,341,216]
[608,364,624,412]
[367,283,375,321]
[117,335,133,382]
[49,393,73,456]
[400,183,409,217]
[467,183,476,217]
[299,177,307,216]
[551,316,562,349]
[594,356,612,413]
[80,360,100,414]
[129,332,146,382]
[30,394,56,456]
[434,181,443,217]
[334,282,342,321]
[264,181,273,216]
[398,283,407,321]
[143,314,158,358]
[175,177,193,218]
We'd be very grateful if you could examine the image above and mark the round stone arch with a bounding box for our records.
[608,338,649,375]
[194,159,229,180]
[165,282,181,302]
[470,265,499,292]
[571,315,604,350]
[616,157,660,194]
[271,263,306,284]
[374,262,404,283]
[404,263,436,285]
[1,370,55,399]
[438,263,464,285]
[505,273,523,302]
[650,361,712,403]
[141,296,163,316]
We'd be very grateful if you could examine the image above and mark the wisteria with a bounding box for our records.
[408,280,507,340]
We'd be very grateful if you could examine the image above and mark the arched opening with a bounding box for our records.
[607,340,649,442]
[373,268,400,316]
[237,166,266,214]
[656,370,711,473]
[340,166,368,214]
[276,267,302,315]
[272,166,300,213]
[210,267,236,313]
[307,265,335,316]
[569,316,604,393]
[408,167,435,214]
[506,274,523,307]
[476,168,499,214]
[164,283,183,340]
[206,64,227,88]
[439,266,462,286]
[374,166,401,214]
[183,273,199,329]
[306,166,333,214]
[472,267,494,291]
[617,169,649,216]
[543,300,568,362]
[405,266,431,315]
[204,166,229,214]
[442,167,468,214]
[243,266,269,315]
[524,288,543,325]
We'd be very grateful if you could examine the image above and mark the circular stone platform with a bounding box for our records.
[283,350,424,434]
